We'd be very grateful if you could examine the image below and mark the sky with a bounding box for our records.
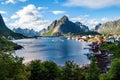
[0,0,120,31]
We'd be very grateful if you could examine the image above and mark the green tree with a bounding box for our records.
[100,42,120,58]
[61,61,85,80]
[85,57,100,80]
[27,60,43,80]
[107,58,120,80]
[0,51,28,80]
[100,74,108,80]
[27,60,60,80]
[42,61,60,80]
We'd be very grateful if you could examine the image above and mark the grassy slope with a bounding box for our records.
[42,29,54,36]
[0,38,21,51]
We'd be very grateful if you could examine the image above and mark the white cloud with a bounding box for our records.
[0,11,7,14]
[10,14,18,19]
[64,0,120,8]
[37,7,48,10]
[2,0,27,4]
[3,17,9,22]
[71,15,110,29]
[5,0,16,4]
[10,4,49,31]
[52,10,65,15]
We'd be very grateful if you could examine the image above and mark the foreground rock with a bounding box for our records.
[13,44,23,50]
[0,38,23,51]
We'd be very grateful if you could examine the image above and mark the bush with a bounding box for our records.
[107,58,120,80]
[61,61,85,80]
[27,60,60,80]
[0,52,28,80]
[85,58,100,80]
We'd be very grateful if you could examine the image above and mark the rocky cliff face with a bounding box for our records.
[0,14,25,39]
[0,14,10,33]
[75,22,89,32]
[39,28,46,35]
[97,19,120,34]
[95,23,101,31]
[43,15,89,36]
[47,20,57,31]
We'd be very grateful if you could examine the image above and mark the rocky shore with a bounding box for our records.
[88,42,113,73]
[0,38,23,51]
[13,44,23,50]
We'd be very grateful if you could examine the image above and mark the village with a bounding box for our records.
[66,34,120,73]
[66,34,120,43]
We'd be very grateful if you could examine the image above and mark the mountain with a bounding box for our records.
[0,14,25,39]
[42,15,89,36]
[13,28,40,37]
[97,19,120,34]
[95,23,101,31]
[75,22,89,32]
[39,28,46,35]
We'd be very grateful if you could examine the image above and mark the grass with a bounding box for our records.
[0,38,17,51]
[42,29,54,36]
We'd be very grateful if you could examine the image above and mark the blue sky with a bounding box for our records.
[0,0,120,31]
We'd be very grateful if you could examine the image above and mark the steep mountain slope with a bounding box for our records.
[39,28,46,35]
[95,23,101,31]
[43,15,89,36]
[98,19,120,34]
[0,14,25,39]
[75,22,89,32]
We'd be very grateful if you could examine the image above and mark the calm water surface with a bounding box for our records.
[13,37,90,66]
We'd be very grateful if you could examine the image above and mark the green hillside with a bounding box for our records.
[42,29,54,36]
[0,38,23,51]
[0,14,26,39]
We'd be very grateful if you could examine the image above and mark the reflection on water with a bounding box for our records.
[13,37,90,66]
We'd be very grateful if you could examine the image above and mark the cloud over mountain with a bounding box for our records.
[71,15,109,29]
[0,11,7,14]
[10,4,49,31]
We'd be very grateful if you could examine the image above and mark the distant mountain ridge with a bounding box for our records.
[75,22,89,32]
[97,19,120,34]
[42,15,89,36]
[13,28,40,37]
[0,14,25,39]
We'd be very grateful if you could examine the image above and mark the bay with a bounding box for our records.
[13,37,90,66]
